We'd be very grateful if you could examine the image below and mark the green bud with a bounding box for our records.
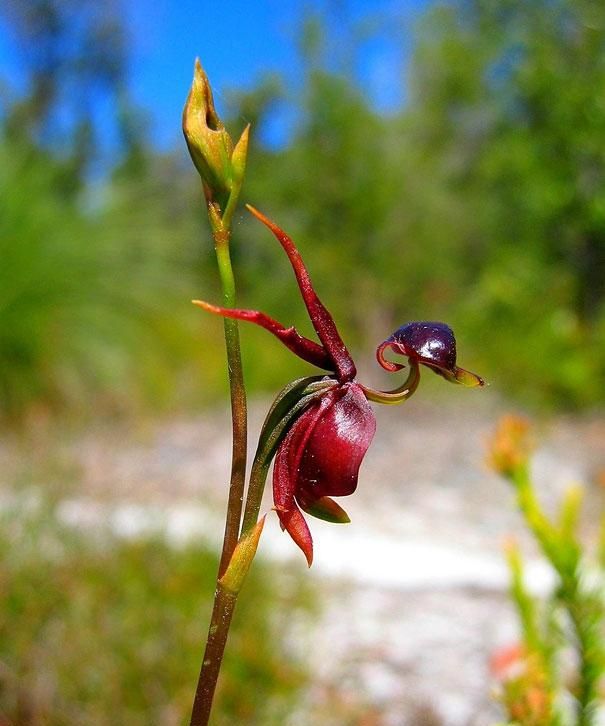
[182,58,234,204]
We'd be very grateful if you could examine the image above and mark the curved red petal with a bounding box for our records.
[272,406,318,566]
[376,339,406,372]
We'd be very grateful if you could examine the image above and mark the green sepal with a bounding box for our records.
[255,375,336,466]
[299,495,350,524]
[441,366,485,388]
[230,124,250,187]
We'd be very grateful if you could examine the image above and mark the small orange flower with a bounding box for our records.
[488,415,534,478]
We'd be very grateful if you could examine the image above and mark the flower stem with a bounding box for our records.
[183,64,251,726]
[189,584,237,726]
[190,199,247,726]
[214,233,248,576]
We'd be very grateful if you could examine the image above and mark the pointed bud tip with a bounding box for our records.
[182,57,234,198]
[245,204,276,231]
[245,202,261,219]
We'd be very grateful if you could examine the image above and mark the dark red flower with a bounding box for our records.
[273,382,375,565]
[194,206,483,564]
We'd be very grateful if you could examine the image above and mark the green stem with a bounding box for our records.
[214,235,248,577]
[190,195,247,726]
[189,585,237,726]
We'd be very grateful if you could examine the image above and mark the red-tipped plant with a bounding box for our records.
[194,204,483,567]
[184,62,483,726]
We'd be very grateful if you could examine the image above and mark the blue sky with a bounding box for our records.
[0,0,431,150]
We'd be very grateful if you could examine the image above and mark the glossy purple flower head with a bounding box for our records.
[377,321,484,387]
[194,206,483,565]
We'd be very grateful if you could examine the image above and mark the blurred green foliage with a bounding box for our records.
[0,135,220,419]
[489,416,605,725]
[0,502,312,725]
[1,0,604,421]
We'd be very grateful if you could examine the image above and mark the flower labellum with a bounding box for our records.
[377,321,484,387]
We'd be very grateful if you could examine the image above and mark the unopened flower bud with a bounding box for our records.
[182,59,234,205]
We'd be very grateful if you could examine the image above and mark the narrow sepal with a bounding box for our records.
[230,124,250,186]
[245,204,356,382]
[192,299,333,370]
[275,506,313,567]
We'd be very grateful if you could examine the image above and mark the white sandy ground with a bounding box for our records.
[2,390,604,724]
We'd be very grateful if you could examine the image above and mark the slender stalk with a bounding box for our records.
[189,585,237,726]
[184,62,252,726]
[214,233,248,576]
[512,468,602,724]
[190,203,247,726]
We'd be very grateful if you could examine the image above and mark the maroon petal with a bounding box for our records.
[272,401,325,567]
[295,382,376,501]
[272,383,376,565]
[377,321,484,387]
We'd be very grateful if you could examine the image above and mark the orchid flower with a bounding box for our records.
[194,205,484,566]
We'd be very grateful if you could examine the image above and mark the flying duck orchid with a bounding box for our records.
[194,205,484,565]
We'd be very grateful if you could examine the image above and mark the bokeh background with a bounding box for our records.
[1,1,604,724]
